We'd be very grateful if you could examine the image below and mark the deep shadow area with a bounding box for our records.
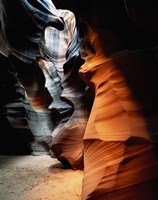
[0,53,33,155]
[0,115,33,155]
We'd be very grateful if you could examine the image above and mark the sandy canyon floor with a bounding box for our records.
[0,155,83,200]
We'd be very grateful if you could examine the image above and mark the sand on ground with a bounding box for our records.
[0,155,83,200]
